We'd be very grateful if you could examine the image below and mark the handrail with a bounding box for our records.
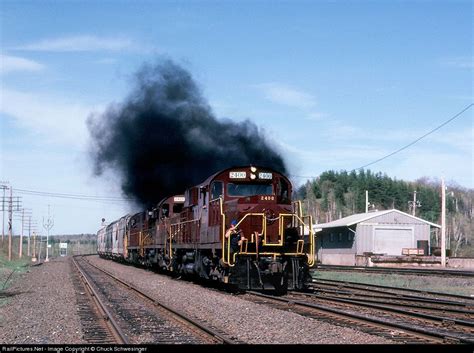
[167,196,316,269]
[225,212,316,266]
[228,213,265,266]
[139,231,152,258]
[240,238,248,254]
[296,239,304,254]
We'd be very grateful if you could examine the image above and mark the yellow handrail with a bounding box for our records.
[226,213,265,266]
[225,212,316,266]
[296,239,304,254]
[167,196,316,268]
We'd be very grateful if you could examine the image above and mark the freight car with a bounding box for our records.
[97,166,315,292]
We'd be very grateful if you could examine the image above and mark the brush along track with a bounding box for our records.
[71,257,129,344]
[244,291,474,344]
[74,256,236,344]
[310,280,474,321]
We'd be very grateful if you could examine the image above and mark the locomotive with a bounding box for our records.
[97,166,315,292]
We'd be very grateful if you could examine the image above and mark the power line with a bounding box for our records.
[353,103,473,170]
[9,103,473,199]
[290,103,473,180]
[13,188,133,202]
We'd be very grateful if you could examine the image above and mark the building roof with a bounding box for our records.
[313,209,441,230]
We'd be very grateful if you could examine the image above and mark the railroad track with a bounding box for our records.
[72,255,236,344]
[244,291,474,344]
[313,265,474,278]
[310,279,474,321]
[71,257,129,344]
[311,278,474,302]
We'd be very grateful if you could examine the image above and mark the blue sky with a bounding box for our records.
[1,0,472,234]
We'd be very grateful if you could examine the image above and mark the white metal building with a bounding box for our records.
[313,209,441,266]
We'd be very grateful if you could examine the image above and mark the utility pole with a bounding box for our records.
[365,190,374,213]
[19,208,24,258]
[365,190,369,213]
[37,232,43,262]
[15,208,32,259]
[6,186,22,261]
[27,216,31,256]
[412,191,417,216]
[24,217,37,257]
[32,231,37,262]
[408,191,421,217]
[43,205,54,262]
[1,183,8,243]
[441,178,446,267]
[8,187,12,261]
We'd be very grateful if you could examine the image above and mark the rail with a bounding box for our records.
[246,291,474,344]
[72,256,129,344]
[82,256,236,344]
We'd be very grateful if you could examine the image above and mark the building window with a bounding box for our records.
[338,233,343,242]
[348,233,354,241]
[329,233,334,242]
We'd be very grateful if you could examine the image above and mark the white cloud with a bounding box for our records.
[277,127,473,188]
[306,112,328,121]
[14,35,136,52]
[255,82,317,109]
[1,88,104,147]
[0,54,45,74]
[440,56,473,69]
[94,57,118,65]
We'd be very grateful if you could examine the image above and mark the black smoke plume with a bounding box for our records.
[88,59,287,208]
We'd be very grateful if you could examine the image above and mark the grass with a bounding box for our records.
[0,245,31,292]
[0,250,31,308]
[311,270,474,297]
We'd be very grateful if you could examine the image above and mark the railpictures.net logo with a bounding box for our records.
[1,348,148,353]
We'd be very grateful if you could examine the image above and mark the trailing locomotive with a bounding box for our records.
[97,166,315,292]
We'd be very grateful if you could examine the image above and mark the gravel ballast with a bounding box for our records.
[88,256,393,344]
[1,255,394,344]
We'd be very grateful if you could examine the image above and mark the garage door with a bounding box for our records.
[373,228,413,255]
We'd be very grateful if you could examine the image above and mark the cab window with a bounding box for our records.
[227,183,273,197]
[172,203,183,214]
[277,178,289,203]
[161,204,170,218]
[211,181,224,200]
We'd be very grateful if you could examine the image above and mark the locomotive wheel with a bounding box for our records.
[269,272,288,295]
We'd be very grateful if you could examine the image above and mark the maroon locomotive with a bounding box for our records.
[98,165,315,292]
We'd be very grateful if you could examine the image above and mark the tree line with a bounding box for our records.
[295,170,473,256]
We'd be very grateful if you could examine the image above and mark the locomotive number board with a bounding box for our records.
[258,172,272,179]
[229,171,247,179]
[229,171,273,179]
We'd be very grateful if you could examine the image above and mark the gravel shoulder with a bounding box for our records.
[0,255,395,344]
[0,257,85,344]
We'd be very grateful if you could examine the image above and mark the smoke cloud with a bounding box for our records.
[88,59,287,207]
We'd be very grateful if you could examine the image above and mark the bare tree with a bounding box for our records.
[450,214,466,256]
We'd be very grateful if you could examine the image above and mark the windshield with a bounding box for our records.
[227,183,273,197]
